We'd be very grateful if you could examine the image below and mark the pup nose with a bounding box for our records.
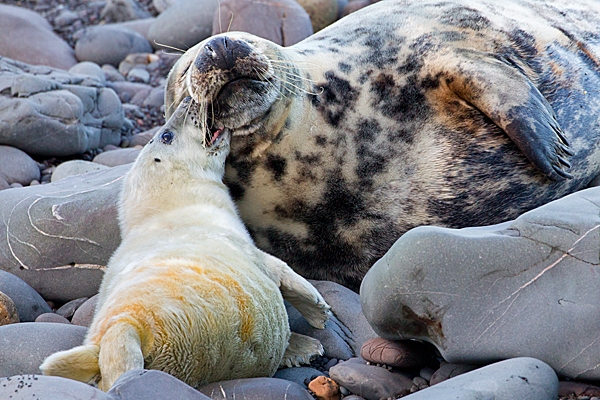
[197,36,253,71]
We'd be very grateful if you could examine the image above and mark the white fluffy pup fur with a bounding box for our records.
[40,97,331,391]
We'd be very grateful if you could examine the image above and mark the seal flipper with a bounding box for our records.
[443,54,573,180]
[256,249,331,329]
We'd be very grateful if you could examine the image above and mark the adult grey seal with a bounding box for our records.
[166,0,600,290]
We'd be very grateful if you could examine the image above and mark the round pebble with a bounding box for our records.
[0,291,19,326]
[35,313,71,324]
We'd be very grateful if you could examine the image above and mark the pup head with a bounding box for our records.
[119,96,232,233]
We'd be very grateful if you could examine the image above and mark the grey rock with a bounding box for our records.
[93,148,141,167]
[108,81,152,104]
[429,363,478,385]
[51,160,110,182]
[0,57,124,157]
[153,0,177,12]
[0,165,129,302]
[361,186,600,380]
[56,297,89,319]
[148,0,219,51]
[0,5,77,70]
[0,177,9,191]
[35,313,71,324]
[288,280,377,360]
[69,61,107,85]
[127,67,150,83]
[287,302,353,360]
[212,0,313,46]
[75,25,153,67]
[143,87,165,108]
[109,369,212,399]
[400,358,558,400]
[129,127,160,147]
[0,270,52,322]
[274,366,324,387]
[0,146,41,186]
[0,322,87,377]
[115,17,156,39]
[310,280,378,355]
[103,64,126,82]
[101,0,152,23]
[329,357,413,400]
[0,374,112,399]
[55,9,80,27]
[71,295,98,327]
[200,378,313,399]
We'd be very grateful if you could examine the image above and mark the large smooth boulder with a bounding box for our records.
[75,25,153,67]
[0,375,112,399]
[401,358,558,400]
[0,5,77,70]
[212,0,313,46]
[0,323,87,377]
[0,165,130,302]
[0,270,52,322]
[0,57,124,157]
[361,186,600,380]
[147,0,219,51]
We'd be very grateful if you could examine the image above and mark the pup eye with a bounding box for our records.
[160,131,174,145]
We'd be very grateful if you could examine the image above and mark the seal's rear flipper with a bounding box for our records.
[97,322,145,391]
[257,250,331,329]
[281,332,324,368]
[442,53,573,180]
[40,344,100,384]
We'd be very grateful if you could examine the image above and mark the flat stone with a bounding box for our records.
[0,5,77,70]
[0,270,51,322]
[75,25,153,67]
[274,366,324,387]
[93,148,141,167]
[361,186,600,380]
[71,295,98,327]
[0,166,129,302]
[55,297,89,319]
[0,322,87,377]
[558,381,600,397]
[69,61,107,85]
[212,0,313,46]
[400,358,558,400]
[34,313,71,324]
[0,375,112,399]
[360,338,433,369]
[329,358,413,400]
[310,280,378,356]
[51,160,110,182]
[429,363,478,385]
[0,58,124,157]
[108,369,212,399]
[199,378,314,399]
[148,0,219,51]
[0,145,40,185]
[0,291,19,326]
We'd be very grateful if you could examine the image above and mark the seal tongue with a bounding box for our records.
[210,128,224,145]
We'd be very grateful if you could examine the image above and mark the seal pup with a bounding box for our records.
[40,97,331,391]
[165,0,600,291]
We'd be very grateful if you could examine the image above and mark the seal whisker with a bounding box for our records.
[154,41,187,54]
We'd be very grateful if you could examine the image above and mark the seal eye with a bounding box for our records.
[160,131,174,145]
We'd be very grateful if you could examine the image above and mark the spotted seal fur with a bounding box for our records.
[40,97,330,391]
[166,0,600,290]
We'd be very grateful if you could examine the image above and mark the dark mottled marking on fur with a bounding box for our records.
[439,6,491,31]
[339,62,353,74]
[312,71,359,127]
[265,154,287,181]
[315,135,328,146]
[371,74,430,122]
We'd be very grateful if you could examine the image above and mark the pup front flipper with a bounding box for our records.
[280,332,324,368]
[258,250,331,329]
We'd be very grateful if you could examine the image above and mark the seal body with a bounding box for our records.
[40,98,330,390]
[166,0,600,290]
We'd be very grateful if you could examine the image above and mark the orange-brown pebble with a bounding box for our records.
[0,291,19,326]
[308,375,341,400]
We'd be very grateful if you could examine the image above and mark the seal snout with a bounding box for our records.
[196,36,254,73]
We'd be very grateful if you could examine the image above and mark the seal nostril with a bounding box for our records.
[199,36,253,71]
